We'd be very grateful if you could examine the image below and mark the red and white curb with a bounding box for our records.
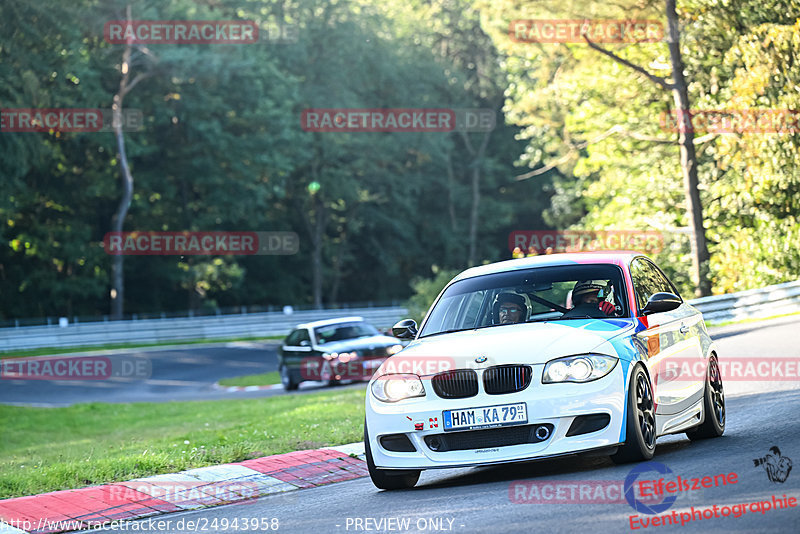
[0,443,366,534]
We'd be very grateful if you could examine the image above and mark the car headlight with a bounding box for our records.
[542,354,618,383]
[323,351,357,362]
[371,373,425,402]
[337,351,357,363]
[387,344,404,356]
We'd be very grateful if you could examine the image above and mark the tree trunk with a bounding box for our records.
[468,164,480,266]
[110,5,135,320]
[311,193,325,308]
[666,0,711,297]
[445,151,457,233]
[462,130,492,267]
[581,1,713,296]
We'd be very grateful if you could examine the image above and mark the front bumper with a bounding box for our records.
[365,363,627,470]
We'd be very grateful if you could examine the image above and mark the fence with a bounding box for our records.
[1,280,798,352]
[0,307,409,352]
[688,279,800,323]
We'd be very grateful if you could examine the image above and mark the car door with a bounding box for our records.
[280,328,313,370]
[630,257,705,427]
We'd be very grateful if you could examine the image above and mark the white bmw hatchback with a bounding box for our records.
[364,252,725,489]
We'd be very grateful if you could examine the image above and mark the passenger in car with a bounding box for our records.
[571,280,616,316]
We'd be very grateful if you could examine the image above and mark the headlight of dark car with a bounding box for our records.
[386,344,404,355]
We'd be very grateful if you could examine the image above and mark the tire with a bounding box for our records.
[611,364,657,464]
[320,361,337,386]
[280,365,298,391]
[364,424,420,490]
[686,354,725,440]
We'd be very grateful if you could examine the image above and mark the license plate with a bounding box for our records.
[443,402,527,431]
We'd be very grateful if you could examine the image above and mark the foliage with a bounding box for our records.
[405,267,460,324]
[0,0,797,321]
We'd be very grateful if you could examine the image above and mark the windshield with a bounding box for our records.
[418,264,629,338]
[313,322,380,344]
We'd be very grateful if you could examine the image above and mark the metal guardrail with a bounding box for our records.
[1,279,798,352]
[0,307,409,352]
[688,279,800,324]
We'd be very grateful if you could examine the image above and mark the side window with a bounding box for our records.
[630,258,679,312]
[439,295,466,332]
[425,291,486,332]
[648,261,679,296]
[298,329,311,345]
[285,330,301,346]
[461,290,486,328]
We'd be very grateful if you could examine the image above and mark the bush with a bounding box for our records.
[405,267,460,325]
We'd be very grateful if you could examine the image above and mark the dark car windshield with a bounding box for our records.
[419,264,629,338]
[313,322,380,344]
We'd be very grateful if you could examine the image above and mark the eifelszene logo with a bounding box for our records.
[625,462,678,515]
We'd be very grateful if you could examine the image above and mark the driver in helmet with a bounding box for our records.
[494,292,528,324]
[570,280,616,316]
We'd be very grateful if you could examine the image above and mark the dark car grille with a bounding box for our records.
[359,346,389,357]
[424,424,554,452]
[432,369,478,399]
[483,365,532,394]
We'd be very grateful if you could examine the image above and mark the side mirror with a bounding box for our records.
[392,319,418,340]
[642,292,682,315]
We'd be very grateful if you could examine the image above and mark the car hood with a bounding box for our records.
[385,319,635,371]
[317,334,400,354]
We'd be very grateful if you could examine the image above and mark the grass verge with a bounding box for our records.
[0,335,284,360]
[218,372,281,387]
[0,388,365,499]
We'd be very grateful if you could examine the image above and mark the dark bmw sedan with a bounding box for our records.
[278,316,404,390]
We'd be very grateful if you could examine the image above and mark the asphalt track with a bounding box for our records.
[0,341,362,407]
[84,315,800,534]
